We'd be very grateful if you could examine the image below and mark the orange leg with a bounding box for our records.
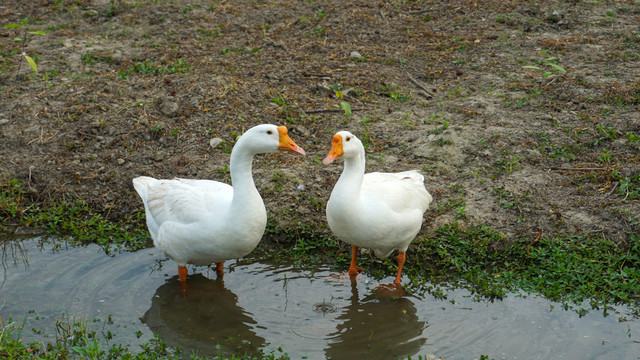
[216,262,224,277]
[348,245,364,276]
[178,265,188,282]
[394,252,406,284]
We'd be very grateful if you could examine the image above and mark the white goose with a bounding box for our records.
[133,124,305,284]
[323,131,432,284]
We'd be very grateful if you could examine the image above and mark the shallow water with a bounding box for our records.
[1,237,639,359]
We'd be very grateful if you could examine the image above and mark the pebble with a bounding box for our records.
[0,119,8,125]
[209,137,223,148]
[350,51,363,59]
[160,100,179,115]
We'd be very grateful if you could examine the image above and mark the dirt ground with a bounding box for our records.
[1,0,638,245]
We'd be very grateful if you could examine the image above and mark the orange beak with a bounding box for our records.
[322,134,344,165]
[277,126,306,155]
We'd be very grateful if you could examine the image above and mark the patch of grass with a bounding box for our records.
[626,131,640,150]
[380,84,412,102]
[81,50,112,65]
[196,27,223,38]
[613,171,640,200]
[432,184,466,217]
[121,59,190,77]
[271,89,295,115]
[0,313,291,360]
[494,151,520,175]
[425,120,449,135]
[272,169,285,193]
[493,186,522,211]
[536,132,580,161]
[0,179,149,252]
[404,223,640,314]
[523,51,566,79]
[263,215,342,266]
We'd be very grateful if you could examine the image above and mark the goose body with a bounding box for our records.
[133,124,305,282]
[323,131,432,284]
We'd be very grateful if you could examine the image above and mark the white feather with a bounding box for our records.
[325,131,432,259]
[133,124,304,269]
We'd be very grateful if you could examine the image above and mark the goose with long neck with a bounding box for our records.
[323,131,432,285]
[133,124,305,284]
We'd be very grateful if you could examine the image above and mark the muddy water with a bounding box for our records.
[1,237,639,360]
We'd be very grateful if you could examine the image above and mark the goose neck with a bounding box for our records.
[229,145,260,203]
[336,153,365,195]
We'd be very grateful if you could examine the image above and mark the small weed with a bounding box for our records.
[272,90,294,114]
[626,132,640,150]
[613,171,640,200]
[426,121,449,135]
[181,3,199,13]
[456,202,468,219]
[493,187,522,211]
[380,84,412,102]
[494,152,520,174]
[446,85,469,99]
[217,165,231,182]
[272,169,286,193]
[435,138,453,146]
[196,27,223,38]
[594,123,618,145]
[81,50,112,65]
[72,337,103,360]
[536,132,579,161]
[523,52,566,79]
[3,17,47,76]
[597,149,613,164]
[122,59,190,77]
[311,27,327,39]
[339,101,352,116]
[314,9,327,21]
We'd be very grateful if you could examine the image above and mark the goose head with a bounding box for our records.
[238,124,306,155]
[322,131,362,165]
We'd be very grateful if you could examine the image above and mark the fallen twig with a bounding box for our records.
[547,167,606,171]
[302,73,331,78]
[529,230,543,246]
[408,9,432,15]
[304,107,367,114]
[407,74,433,99]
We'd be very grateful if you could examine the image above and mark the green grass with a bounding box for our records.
[117,59,190,79]
[0,179,149,252]
[400,223,640,314]
[0,314,291,360]
[3,177,640,314]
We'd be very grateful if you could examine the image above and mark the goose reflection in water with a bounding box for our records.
[141,274,265,357]
[325,283,427,360]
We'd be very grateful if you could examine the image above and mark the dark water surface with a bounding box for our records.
[1,237,639,359]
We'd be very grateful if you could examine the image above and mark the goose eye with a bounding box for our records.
[346,137,351,141]
[267,130,273,135]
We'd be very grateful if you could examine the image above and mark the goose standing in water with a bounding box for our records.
[323,131,432,285]
[133,124,305,284]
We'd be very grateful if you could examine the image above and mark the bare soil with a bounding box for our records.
[1,0,639,245]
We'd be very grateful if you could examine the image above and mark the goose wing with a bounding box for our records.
[361,171,432,213]
[137,177,233,226]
